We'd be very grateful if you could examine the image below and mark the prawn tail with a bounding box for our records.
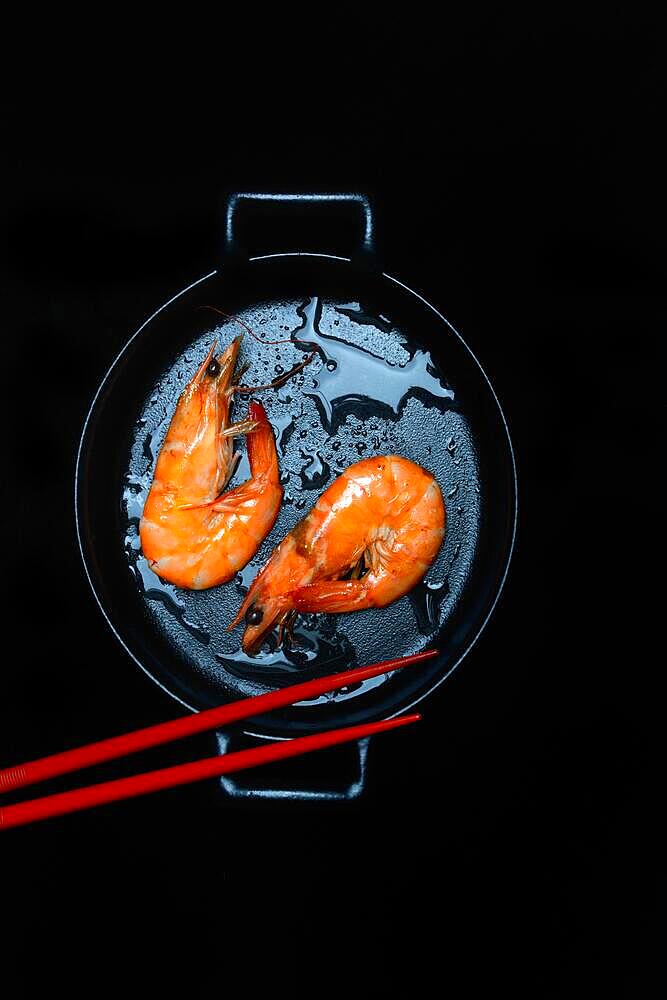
[291,580,375,614]
[246,401,279,484]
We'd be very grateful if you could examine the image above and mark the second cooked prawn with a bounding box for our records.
[230,455,446,653]
[140,336,282,589]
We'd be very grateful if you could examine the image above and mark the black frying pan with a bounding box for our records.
[75,193,517,800]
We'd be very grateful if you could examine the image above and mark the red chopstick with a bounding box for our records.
[0,649,437,793]
[0,714,420,830]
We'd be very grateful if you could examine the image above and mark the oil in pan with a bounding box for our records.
[122,296,481,706]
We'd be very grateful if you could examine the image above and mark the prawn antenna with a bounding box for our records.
[233,352,316,394]
[199,306,311,348]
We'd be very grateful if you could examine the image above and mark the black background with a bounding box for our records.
[2,12,660,996]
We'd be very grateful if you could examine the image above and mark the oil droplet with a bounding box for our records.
[271,408,299,456]
[408,579,450,634]
[123,473,151,521]
[299,448,331,490]
[235,561,263,595]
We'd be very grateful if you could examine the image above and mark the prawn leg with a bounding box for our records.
[218,417,260,438]
[212,481,263,513]
[292,580,375,614]
[176,403,278,512]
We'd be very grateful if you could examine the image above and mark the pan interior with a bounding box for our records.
[120,283,481,724]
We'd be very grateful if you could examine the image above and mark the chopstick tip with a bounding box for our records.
[385,711,421,730]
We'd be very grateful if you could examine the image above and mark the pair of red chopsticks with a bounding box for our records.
[0,650,436,830]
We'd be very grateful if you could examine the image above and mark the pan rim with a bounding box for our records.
[75,253,518,736]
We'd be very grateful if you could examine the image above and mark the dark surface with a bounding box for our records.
[2,13,660,997]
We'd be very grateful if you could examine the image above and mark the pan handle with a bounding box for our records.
[223,191,377,266]
[215,730,371,801]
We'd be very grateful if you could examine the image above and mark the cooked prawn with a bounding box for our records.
[140,336,282,589]
[230,455,446,654]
